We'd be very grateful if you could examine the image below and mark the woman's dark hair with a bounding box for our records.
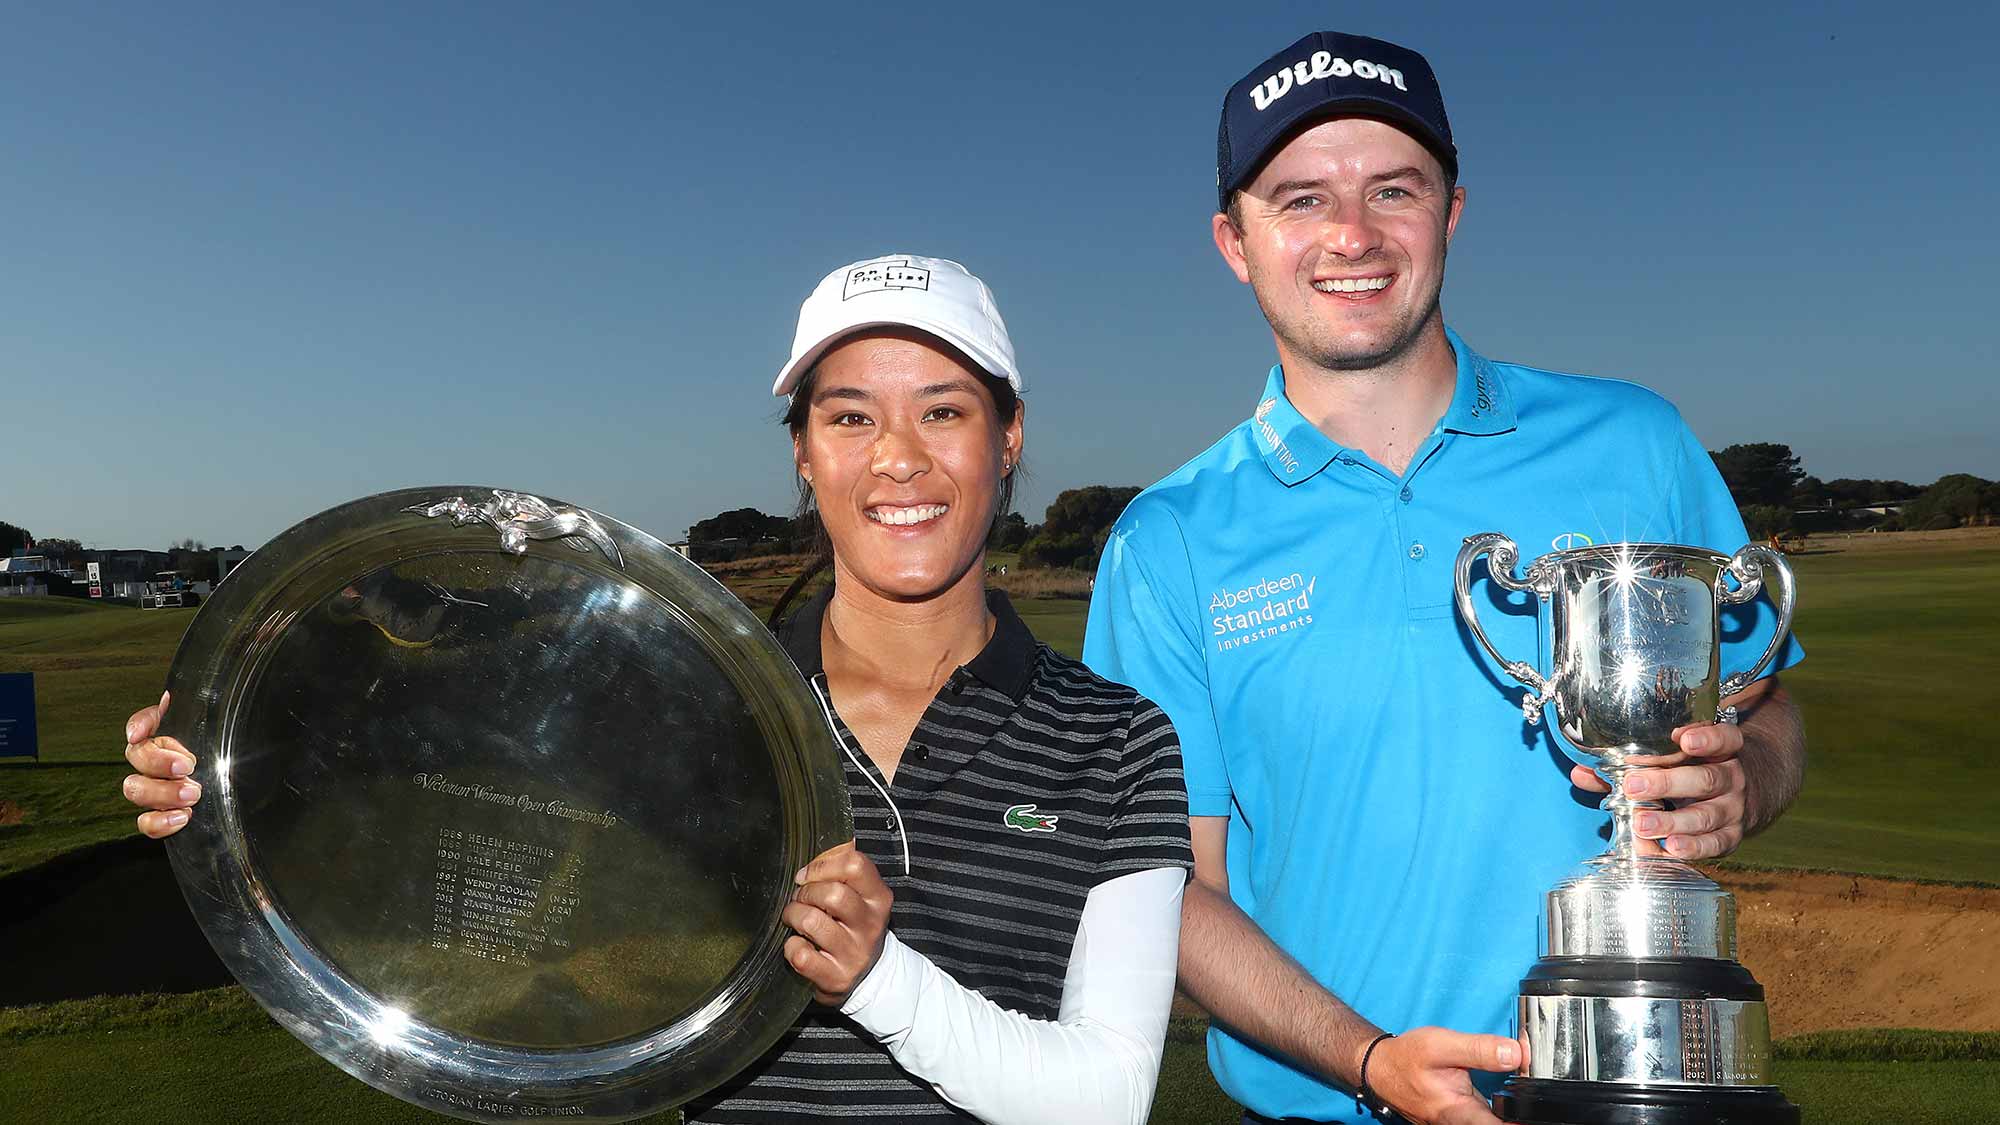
[766,340,1023,628]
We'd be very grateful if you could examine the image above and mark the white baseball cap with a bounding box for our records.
[772,253,1022,397]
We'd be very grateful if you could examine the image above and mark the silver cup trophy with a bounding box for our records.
[1454,537,1800,1125]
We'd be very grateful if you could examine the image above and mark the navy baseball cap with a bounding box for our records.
[1217,31,1456,212]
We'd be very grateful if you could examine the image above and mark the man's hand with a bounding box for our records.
[782,842,893,1006]
[1570,721,1744,860]
[1180,820,1524,1123]
[1364,1027,1521,1125]
[1572,678,1803,860]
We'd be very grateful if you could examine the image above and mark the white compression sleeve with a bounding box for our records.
[838,866,1185,1125]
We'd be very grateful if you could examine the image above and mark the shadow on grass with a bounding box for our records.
[0,835,230,1006]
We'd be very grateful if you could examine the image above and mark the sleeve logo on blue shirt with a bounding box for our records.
[1210,572,1319,653]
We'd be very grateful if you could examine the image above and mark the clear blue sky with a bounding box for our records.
[4,2,1994,551]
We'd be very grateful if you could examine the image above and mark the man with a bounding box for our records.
[1083,31,1804,1125]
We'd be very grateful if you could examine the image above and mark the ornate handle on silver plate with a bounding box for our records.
[1713,544,1797,719]
[403,489,625,569]
[1455,533,1558,724]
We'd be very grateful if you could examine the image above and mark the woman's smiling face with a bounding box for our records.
[795,328,1022,603]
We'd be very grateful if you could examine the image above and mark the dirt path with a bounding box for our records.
[1722,868,2000,1035]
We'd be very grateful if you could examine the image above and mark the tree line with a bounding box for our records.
[1707,443,1996,538]
[10,444,1984,585]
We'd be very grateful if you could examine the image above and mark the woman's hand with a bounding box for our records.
[122,691,201,838]
[782,842,893,1006]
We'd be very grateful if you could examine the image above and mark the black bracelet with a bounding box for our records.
[1356,1030,1396,1117]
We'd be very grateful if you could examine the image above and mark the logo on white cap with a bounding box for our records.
[843,260,932,300]
[772,253,1021,398]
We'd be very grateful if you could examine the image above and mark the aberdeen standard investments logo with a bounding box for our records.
[1210,571,1317,653]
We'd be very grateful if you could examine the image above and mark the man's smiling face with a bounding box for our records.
[1215,117,1465,375]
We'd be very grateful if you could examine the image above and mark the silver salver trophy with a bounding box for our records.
[1454,537,1800,1125]
[162,487,852,1122]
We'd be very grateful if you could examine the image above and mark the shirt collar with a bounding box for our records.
[777,584,1038,700]
[1248,325,1518,484]
[1438,325,1518,436]
[1250,364,1343,485]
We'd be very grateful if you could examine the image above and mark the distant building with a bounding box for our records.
[213,546,252,581]
[82,550,172,583]
[687,537,745,563]
[0,555,52,595]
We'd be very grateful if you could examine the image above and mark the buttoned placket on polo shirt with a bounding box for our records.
[1255,328,1520,618]
[809,670,998,883]
[809,673,914,876]
[1323,426,1454,613]
[780,587,1043,887]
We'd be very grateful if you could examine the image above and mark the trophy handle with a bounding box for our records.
[1455,533,1556,724]
[403,489,625,569]
[1714,544,1797,714]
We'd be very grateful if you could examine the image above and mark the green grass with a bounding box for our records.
[1729,545,2000,883]
[0,766,141,877]
[1774,1028,2000,1062]
[0,597,190,761]
[1770,1060,2000,1124]
[1013,596,1086,658]
[0,989,685,1124]
[0,598,192,877]
[3,994,1994,1124]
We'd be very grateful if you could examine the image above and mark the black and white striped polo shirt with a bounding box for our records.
[684,587,1192,1123]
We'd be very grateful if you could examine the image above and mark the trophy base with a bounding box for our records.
[1493,1077,1800,1124]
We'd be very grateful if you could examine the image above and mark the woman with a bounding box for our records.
[121,253,1193,1124]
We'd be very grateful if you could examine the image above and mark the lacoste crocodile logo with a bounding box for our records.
[1003,804,1059,833]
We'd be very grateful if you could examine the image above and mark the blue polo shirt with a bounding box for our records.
[1083,327,1802,1122]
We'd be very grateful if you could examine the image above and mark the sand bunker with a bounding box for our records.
[1724,868,2000,1035]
